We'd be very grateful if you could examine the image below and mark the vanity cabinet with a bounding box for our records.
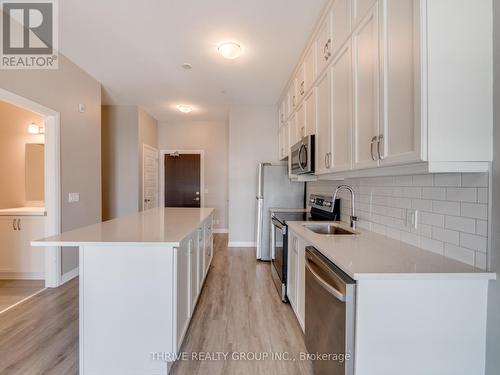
[277,0,492,177]
[0,215,45,278]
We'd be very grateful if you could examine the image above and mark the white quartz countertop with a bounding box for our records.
[31,207,214,247]
[287,221,496,280]
[0,207,46,216]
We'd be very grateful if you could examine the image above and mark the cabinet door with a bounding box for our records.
[296,238,306,330]
[17,216,45,273]
[296,103,306,140]
[176,239,190,348]
[352,0,377,27]
[316,13,333,76]
[204,220,213,274]
[305,90,316,137]
[288,81,297,114]
[331,0,352,55]
[331,41,353,172]
[315,69,333,174]
[352,5,380,170]
[304,44,316,91]
[287,232,297,309]
[295,63,306,103]
[197,228,204,288]
[0,218,19,272]
[379,0,421,165]
[189,236,198,314]
[288,113,298,147]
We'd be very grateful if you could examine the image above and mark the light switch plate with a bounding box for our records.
[405,209,418,229]
[78,104,86,113]
[68,192,80,203]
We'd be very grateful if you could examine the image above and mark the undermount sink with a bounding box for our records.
[303,223,356,235]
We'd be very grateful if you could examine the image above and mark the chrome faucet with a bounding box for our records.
[333,185,358,231]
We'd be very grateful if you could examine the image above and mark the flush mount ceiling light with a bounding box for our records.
[181,63,192,70]
[176,104,193,113]
[217,41,242,60]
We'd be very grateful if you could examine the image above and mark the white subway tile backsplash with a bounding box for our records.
[308,172,489,267]
[432,227,460,245]
[432,200,460,216]
[462,173,488,188]
[445,216,476,234]
[422,187,446,200]
[461,203,488,220]
[460,233,488,253]
[434,174,461,187]
[444,244,475,266]
[446,188,477,202]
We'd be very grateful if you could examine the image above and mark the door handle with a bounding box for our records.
[377,134,385,160]
[194,197,200,201]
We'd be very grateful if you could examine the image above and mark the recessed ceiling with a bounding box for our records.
[59,0,328,122]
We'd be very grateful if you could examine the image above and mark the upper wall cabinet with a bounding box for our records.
[278,0,492,176]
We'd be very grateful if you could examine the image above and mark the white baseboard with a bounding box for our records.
[0,271,44,280]
[60,267,79,285]
[228,241,256,248]
[213,228,229,234]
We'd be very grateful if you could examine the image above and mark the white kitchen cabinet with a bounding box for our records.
[0,216,45,278]
[296,103,306,140]
[331,0,352,56]
[287,232,298,310]
[304,90,316,137]
[288,113,298,148]
[315,69,332,174]
[197,228,204,291]
[176,237,190,348]
[352,4,379,170]
[304,44,316,92]
[352,0,377,27]
[331,41,353,172]
[315,12,332,77]
[189,236,198,315]
[204,218,213,274]
[279,124,289,160]
[288,81,297,114]
[295,63,305,104]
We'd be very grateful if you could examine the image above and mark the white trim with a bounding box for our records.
[142,144,159,211]
[0,287,46,315]
[60,267,79,285]
[213,228,229,234]
[0,88,61,288]
[159,150,205,209]
[228,241,256,248]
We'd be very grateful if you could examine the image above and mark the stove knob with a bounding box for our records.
[325,202,332,207]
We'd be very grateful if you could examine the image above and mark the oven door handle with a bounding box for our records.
[305,258,346,302]
[271,217,286,234]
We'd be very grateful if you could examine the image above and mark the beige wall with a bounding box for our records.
[25,143,45,202]
[158,120,229,230]
[0,54,102,274]
[102,106,158,220]
[138,109,158,210]
[0,100,44,209]
[228,105,278,243]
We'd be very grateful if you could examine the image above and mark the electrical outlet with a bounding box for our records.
[405,209,418,229]
[68,192,80,203]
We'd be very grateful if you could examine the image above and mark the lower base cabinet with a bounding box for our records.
[287,230,308,331]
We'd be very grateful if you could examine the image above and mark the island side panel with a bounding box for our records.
[354,278,489,375]
[79,244,175,375]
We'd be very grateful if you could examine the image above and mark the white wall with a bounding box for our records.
[0,54,102,275]
[486,0,500,372]
[228,105,278,244]
[158,120,229,230]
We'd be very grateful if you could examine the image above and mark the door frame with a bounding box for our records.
[159,150,205,209]
[0,88,61,288]
[142,144,159,211]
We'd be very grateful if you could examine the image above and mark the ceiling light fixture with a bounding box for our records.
[181,63,192,70]
[217,41,242,60]
[176,104,193,113]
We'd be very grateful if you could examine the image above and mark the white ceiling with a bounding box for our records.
[59,0,328,122]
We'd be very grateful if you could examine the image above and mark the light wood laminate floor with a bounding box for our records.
[0,279,45,313]
[0,235,312,375]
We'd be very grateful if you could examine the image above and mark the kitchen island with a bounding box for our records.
[32,207,214,375]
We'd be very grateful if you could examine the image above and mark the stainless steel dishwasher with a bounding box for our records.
[305,246,356,375]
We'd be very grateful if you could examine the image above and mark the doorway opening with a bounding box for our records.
[0,89,61,309]
[160,150,204,208]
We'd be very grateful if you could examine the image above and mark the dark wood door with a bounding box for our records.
[165,154,201,207]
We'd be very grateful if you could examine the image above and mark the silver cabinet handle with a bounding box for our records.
[324,153,331,169]
[377,134,385,160]
[370,136,378,161]
[292,95,296,108]
[324,39,332,61]
[17,219,21,231]
[301,126,305,137]
[300,81,305,95]
[12,219,17,231]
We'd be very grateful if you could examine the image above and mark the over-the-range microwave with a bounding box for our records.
[290,135,315,175]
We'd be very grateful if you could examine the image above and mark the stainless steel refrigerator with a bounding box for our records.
[255,163,305,260]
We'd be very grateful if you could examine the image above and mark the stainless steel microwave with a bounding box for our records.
[290,135,315,175]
